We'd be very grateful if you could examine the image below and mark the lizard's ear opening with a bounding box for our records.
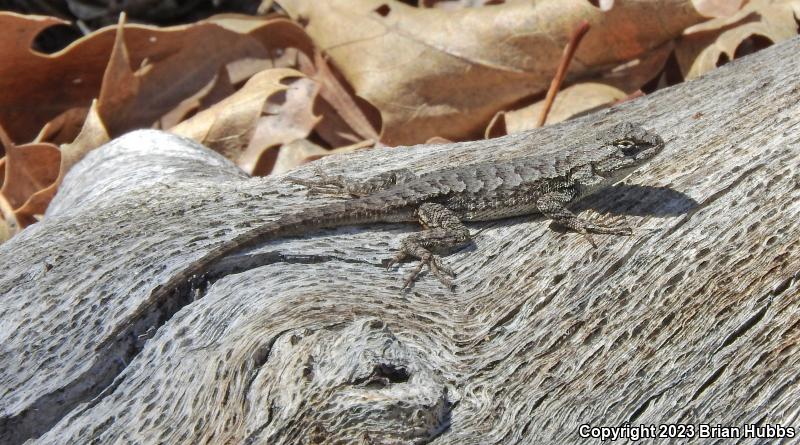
[599,122,639,143]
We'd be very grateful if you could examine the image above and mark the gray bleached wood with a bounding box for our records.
[1,36,799,444]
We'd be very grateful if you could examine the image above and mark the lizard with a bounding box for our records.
[84,122,664,420]
[154,121,664,294]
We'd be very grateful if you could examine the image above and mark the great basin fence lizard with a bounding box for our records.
[154,122,664,293]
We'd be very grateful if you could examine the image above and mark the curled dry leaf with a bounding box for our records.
[241,76,322,173]
[23,101,110,223]
[94,16,312,137]
[299,51,381,147]
[57,101,111,179]
[0,11,312,143]
[229,16,379,152]
[0,136,60,230]
[277,0,706,144]
[159,67,236,129]
[0,12,82,143]
[676,0,800,79]
[171,68,320,174]
[97,13,139,136]
[0,102,110,235]
[34,107,91,145]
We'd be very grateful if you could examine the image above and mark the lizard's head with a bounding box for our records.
[593,122,664,179]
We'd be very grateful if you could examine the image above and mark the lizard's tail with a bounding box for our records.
[159,194,405,298]
[226,194,407,252]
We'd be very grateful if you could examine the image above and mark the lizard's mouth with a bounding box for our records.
[594,157,635,179]
[635,140,665,161]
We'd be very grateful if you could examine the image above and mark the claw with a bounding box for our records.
[430,256,456,278]
[428,265,454,288]
[398,253,456,290]
[581,230,598,248]
[386,251,407,270]
[578,219,633,247]
[402,259,427,289]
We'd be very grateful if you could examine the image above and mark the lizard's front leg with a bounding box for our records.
[288,168,417,197]
[386,202,471,289]
[536,191,632,247]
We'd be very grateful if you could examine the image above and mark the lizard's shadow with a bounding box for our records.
[571,184,695,217]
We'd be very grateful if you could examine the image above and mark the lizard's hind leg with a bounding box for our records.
[288,168,417,197]
[387,203,471,289]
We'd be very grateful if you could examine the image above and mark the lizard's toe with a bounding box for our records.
[430,256,456,278]
[402,263,426,289]
[429,267,455,289]
[579,229,598,248]
[386,251,409,270]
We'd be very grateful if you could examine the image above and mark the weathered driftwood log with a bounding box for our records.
[1,35,799,445]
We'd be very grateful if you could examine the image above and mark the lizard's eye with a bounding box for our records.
[614,139,640,156]
[615,139,634,149]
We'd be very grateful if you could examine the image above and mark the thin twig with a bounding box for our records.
[536,20,591,127]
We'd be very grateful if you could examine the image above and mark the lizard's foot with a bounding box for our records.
[387,251,456,289]
[574,214,632,247]
[572,222,632,248]
[587,212,631,231]
[537,193,634,247]
[386,202,469,289]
